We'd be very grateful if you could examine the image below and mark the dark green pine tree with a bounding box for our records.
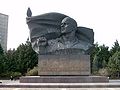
[108,51,120,78]
[92,44,110,73]
[0,44,4,55]
[0,44,5,74]
[4,49,17,72]
[90,42,99,73]
[15,39,38,75]
[110,40,120,56]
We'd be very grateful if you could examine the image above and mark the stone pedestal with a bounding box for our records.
[38,55,90,75]
[20,54,109,83]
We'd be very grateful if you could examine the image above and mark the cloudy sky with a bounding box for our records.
[0,0,120,49]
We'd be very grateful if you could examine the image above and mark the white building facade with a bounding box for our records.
[0,13,8,51]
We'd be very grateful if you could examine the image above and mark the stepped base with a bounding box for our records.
[20,76,109,83]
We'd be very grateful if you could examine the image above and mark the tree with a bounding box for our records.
[0,44,4,55]
[110,40,120,55]
[0,44,5,74]
[92,44,110,73]
[4,49,17,72]
[107,51,120,78]
[15,39,38,75]
[0,54,5,74]
[90,42,99,73]
[0,39,38,77]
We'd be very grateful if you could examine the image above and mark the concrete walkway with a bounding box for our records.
[1,82,120,88]
[0,80,120,89]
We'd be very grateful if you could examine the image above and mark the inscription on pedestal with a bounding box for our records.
[38,55,90,75]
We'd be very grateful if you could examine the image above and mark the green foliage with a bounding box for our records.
[98,68,108,76]
[0,55,6,74]
[4,49,17,72]
[0,44,4,55]
[11,72,22,78]
[90,43,99,60]
[110,40,120,55]
[90,43,99,73]
[92,44,110,73]
[107,51,120,78]
[92,55,99,72]
[0,72,21,78]
[0,43,4,54]
[0,39,38,78]
[107,40,120,78]
[0,44,5,74]
[26,66,38,76]
[15,40,38,75]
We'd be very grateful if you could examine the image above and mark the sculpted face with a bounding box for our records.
[61,17,77,34]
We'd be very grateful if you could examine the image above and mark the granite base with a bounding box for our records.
[20,76,109,83]
[38,55,90,75]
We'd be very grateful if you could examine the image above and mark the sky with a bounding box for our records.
[0,0,120,50]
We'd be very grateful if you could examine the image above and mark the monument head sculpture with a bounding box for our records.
[26,8,94,55]
[61,17,77,34]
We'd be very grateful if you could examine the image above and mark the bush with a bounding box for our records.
[98,68,108,76]
[11,72,22,79]
[92,71,99,75]
[26,67,38,76]
[0,72,10,78]
[0,72,21,79]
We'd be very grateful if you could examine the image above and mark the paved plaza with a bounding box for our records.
[0,79,120,89]
[1,79,120,84]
